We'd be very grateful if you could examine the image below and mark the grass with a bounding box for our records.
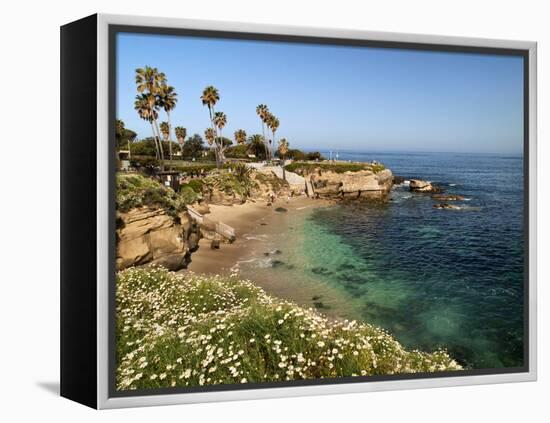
[285,162,386,175]
[116,267,462,391]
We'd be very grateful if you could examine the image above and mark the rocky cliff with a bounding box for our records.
[116,207,201,271]
[309,168,394,199]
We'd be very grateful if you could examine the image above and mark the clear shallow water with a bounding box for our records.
[241,152,525,369]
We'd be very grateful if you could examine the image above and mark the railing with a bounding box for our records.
[186,207,204,224]
[216,221,236,241]
[187,207,235,241]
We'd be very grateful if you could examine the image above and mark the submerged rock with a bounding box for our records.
[275,207,288,213]
[432,194,465,201]
[313,301,331,310]
[311,266,332,275]
[433,203,461,210]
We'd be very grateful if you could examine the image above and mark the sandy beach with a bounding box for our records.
[182,195,364,320]
[185,195,329,275]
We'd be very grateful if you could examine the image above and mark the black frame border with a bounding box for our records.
[107,24,530,399]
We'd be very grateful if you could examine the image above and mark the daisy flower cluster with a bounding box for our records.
[116,266,462,391]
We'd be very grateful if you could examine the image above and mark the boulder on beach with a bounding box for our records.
[410,179,441,193]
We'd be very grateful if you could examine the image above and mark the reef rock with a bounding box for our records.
[433,203,461,210]
[431,194,465,201]
[410,179,441,193]
[309,169,393,199]
[116,207,201,271]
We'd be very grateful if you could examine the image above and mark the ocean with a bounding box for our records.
[239,151,525,369]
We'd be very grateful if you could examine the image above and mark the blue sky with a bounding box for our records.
[116,32,524,154]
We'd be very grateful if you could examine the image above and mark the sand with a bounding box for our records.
[184,195,329,275]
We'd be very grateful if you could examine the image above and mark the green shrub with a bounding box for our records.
[186,179,204,193]
[179,185,202,205]
[285,162,385,175]
[116,267,462,391]
[116,173,185,216]
[203,168,257,197]
[254,171,289,193]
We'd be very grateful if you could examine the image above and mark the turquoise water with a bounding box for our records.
[241,152,525,369]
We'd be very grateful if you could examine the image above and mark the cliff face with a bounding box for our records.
[310,168,393,199]
[116,207,201,271]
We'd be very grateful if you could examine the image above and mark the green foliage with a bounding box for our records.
[130,156,159,173]
[171,162,217,175]
[116,267,462,391]
[178,185,202,205]
[370,163,386,173]
[178,179,204,204]
[247,134,267,160]
[306,151,325,161]
[181,133,205,159]
[116,173,186,215]
[131,139,157,157]
[115,120,137,150]
[203,168,257,197]
[285,149,307,160]
[225,144,250,159]
[254,171,289,193]
[285,162,385,175]
[281,149,323,161]
[186,179,204,193]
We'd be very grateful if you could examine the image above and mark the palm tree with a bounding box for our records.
[201,86,221,167]
[204,128,216,154]
[116,119,132,159]
[248,134,266,160]
[268,114,280,159]
[277,138,289,180]
[135,66,166,93]
[213,111,228,163]
[156,84,178,169]
[134,93,161,161]
[135,66,166,169]
[256,104,270,161]
[175,126,187,157]
[159,121,170,141]
[234,129,247,145]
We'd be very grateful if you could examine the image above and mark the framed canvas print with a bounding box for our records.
[60,14,537,409]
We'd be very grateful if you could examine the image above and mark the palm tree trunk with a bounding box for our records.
[219,129,225,164]
[167,111,173,170]
[150,122,160,160]
[261,122,269,162]
[153,119,165,171]
[211,106,222,169]
[272,130,276,161]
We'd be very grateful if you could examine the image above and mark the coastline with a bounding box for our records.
[185,195,331,275]
[182,195,364,321]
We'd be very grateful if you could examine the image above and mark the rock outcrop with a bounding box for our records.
[409,179,441,193]
[116,207,201,271]
[309,169,393,199]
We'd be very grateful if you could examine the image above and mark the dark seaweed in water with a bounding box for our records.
[308,152,525,369]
